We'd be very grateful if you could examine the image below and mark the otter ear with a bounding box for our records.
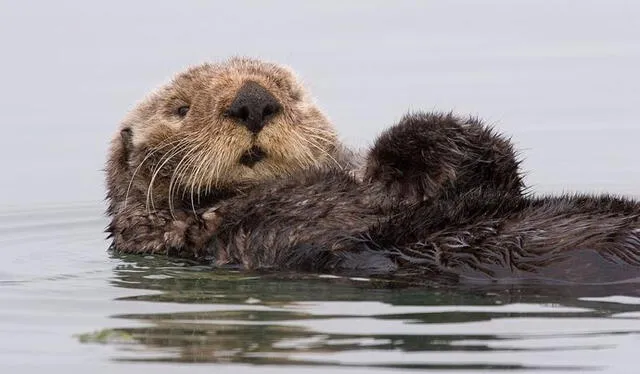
[120,127,134,161]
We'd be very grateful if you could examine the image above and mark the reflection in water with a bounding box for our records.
[78,253,640,370]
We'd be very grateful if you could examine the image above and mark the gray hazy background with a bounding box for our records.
[0,0,638,207]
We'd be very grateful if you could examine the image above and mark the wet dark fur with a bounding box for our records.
[199,114,640,285]
[108,112,640,285]
[364,112,523,203]
[345,191,640,285]
[208,175,640,285]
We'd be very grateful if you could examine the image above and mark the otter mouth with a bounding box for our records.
[239,146,266,167]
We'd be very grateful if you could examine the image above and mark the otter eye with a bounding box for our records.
[176,106,190,117]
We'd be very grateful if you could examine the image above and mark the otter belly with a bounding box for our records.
[341,191,640,286]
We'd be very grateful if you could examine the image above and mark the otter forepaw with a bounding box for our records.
[172,207,223,258]
[111,207,222,259]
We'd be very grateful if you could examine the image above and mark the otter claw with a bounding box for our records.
[201,207,219,220]
[201,207,222,232]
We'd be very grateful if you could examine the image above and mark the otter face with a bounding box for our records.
[110,58,338,210]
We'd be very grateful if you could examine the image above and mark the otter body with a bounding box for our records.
[106,58,640,286]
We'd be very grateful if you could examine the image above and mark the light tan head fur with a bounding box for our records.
[106,57,343,215]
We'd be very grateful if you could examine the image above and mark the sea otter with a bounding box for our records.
[107,58,640,285]
[106,58,523,260]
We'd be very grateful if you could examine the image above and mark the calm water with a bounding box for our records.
[1,1,639,373]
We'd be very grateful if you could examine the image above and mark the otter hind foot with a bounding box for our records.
[365,112,524,203]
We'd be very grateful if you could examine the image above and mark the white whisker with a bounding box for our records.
[123,138,182,212]
[145,144,185,213]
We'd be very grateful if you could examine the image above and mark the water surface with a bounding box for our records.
[1,205,639,373]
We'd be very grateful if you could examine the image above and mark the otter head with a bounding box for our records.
[106,58,340,214]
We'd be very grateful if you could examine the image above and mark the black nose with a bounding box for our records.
[226,81,281,134]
